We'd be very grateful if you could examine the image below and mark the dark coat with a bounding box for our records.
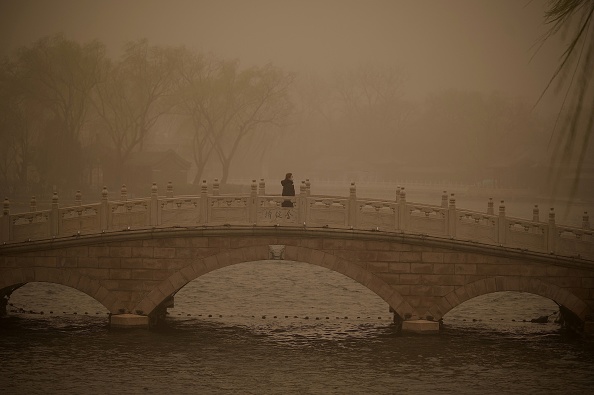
[281,178,295,196]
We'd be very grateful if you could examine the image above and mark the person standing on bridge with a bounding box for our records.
[281,173,295,207]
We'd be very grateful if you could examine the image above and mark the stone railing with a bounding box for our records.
[1,179,593,260]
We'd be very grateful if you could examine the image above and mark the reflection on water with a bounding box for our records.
[2,260,594,394]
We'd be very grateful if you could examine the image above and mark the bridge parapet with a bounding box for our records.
[1,180,592,260]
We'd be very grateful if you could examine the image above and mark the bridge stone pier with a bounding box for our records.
[1,180,593,334]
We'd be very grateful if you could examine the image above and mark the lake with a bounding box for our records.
[2,259,593,394]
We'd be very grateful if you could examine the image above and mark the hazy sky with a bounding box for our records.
[0,0,565,107]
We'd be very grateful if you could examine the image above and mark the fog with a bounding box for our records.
[1,0,592,209]
[0,0,564,101]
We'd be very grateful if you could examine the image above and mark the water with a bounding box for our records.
[2,260,594,394]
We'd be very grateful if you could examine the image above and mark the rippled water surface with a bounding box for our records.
[2,260,594,394]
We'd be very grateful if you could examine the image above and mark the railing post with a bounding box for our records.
[151,183,158,226]
[51,192,59,237]
[200,180,208,224]
[166,181,174,198]
[498,200,506,245]
[305,179,311,196]
[348,182,357,228]
[249,179,257,223]
[398,188,407,231]
[533,205,540,222]
[583,211,590,229]
[395,186,401,203]
[448,193,456,237]
[120,184,127,201]
[30,196,37,212]
[258,178,266,195]
[75,190,82,206]
[298,180,307,224]
[487,197,494,215]
[548,208,556,253]
[100,186,108,230]
[1,197,10,242]
[213,178,220,196]
[441,191,448,208]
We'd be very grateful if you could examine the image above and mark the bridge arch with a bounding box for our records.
[133,244,414,320]
[0,267,116,312]
[431,276,591,321]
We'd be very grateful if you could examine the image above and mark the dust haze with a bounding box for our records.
[1,0,592,208]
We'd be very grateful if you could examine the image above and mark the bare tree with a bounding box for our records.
[177,58,294,185]
[411,90,545,178]
[213,63,294,185]
[0,59,31,190]
[325,64,410,163]
[1,35,105,192]
[18,35,105,144]
[334,64,407,131]
[93,39,181,183]
[173,51,223,184]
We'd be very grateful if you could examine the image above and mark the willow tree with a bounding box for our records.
[538,0,594,196]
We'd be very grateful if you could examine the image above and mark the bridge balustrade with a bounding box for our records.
[1,180,593,260]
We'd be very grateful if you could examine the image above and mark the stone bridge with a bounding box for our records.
[1,180,593,333]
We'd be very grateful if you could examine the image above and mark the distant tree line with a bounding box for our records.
[0,35,295,197]
[1,31,585,200]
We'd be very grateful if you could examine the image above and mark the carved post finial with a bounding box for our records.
[2,197,9,216]
[120,184,127,201]
[213,178,220,196]
[258,178,266,195]
[448,194,456,237]
[100,187,108,230]
[583,211,590,229]
[441,191,448,208]
[487,197,494,215]
[397,187,406,231]
[51,192,59,236]
[449,193,456,209]
[348,182,357,228]
[75,190,82,206]
[30,196,37,212]
[533,205,539,222]
[249,179,257,223]
[300,180,306,195]
[305,178,311,196]
[497,200,506,245]
[199,180,208,225]
[548,208,556,254]
[150,182,158,226]
[395,186,401,203]
[499,200,505,217]
[166,181,173,198]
